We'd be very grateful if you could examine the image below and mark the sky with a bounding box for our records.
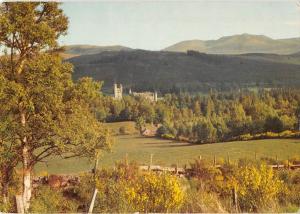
[60,0,300,50]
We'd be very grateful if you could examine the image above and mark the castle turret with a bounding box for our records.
[114,83,123,100]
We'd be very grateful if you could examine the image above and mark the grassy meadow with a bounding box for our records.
[34,122,300,175]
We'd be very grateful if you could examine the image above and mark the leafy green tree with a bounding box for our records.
[264,116,284,133]
[295,105,300,130]
[204,96,215,117]
[0,2,112,210]
[194,119,217,143]
[193,100,202,116]
[135,117,146,134]
[0,75,21,207]
[156,125,169,136]
[138,101,155,123]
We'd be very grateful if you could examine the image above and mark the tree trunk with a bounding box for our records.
[88,156,99,213]
[2,183,8,205]
[1,169,11,206]
[22,146,31,212]
[21,112,31,212]
[1,161,17,207]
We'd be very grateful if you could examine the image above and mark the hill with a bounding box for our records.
[64,44,132,56]
[164,34,300,55]
[68,49,300,92]
[236,52,300,65]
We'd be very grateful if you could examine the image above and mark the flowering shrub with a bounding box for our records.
[234,164,282,212]
[93,162,184,212]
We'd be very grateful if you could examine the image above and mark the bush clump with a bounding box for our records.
[29,186,78,213]
[76,161,184,213]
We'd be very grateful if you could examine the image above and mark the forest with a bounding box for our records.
[96,88,300,143]
[69,49,300,93]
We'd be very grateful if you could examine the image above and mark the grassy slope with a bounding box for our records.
[34,122,300,174]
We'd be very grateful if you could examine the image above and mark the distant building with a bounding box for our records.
[142,129,157,137]
[114,83,123,100]
[130,90,158,102]
[113,83,158,102]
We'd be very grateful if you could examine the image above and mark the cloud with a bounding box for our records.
[297,1,300,11]
[284,21,300,27]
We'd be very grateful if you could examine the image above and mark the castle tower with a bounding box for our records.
[114,83,123,100]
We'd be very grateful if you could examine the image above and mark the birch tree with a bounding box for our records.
[0,2,112,211]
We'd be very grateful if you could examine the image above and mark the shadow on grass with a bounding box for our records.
[145,141,175,145]
[145,140,232,148]
[146,143,199,148]
[290,141,300,144]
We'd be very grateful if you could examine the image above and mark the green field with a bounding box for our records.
[35,132,300,175]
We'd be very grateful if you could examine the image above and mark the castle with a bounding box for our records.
[130,90,158,102]
[113,83,157,102]
[114,83,123,100]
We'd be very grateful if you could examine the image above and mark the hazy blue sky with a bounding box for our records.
[60,1,300,50]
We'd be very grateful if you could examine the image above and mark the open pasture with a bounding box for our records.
[35,133,300,174]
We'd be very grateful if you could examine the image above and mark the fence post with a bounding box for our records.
[227,153,230,164]
[125,153,128,167]
[148,153,153,171]
[232,187,238,212]
[89,155,99,213]
[88,189,98,213]
[213,155,216,167]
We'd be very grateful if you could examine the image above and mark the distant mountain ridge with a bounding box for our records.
[164,34,300,54]
[62,34,300,59]
[64,44,132,56]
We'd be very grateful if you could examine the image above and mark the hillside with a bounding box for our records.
[164,34,300,54]
[64,44,132,56]
[68,50,300,92]
[236,52,300,65]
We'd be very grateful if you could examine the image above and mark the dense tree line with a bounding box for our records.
[99,89,300,143]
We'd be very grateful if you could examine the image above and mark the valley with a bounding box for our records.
[34,122,300,174]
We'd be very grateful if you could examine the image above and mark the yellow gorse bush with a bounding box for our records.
[235,164,283,212]
[126,172,185,212]
[94,162,184,213]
